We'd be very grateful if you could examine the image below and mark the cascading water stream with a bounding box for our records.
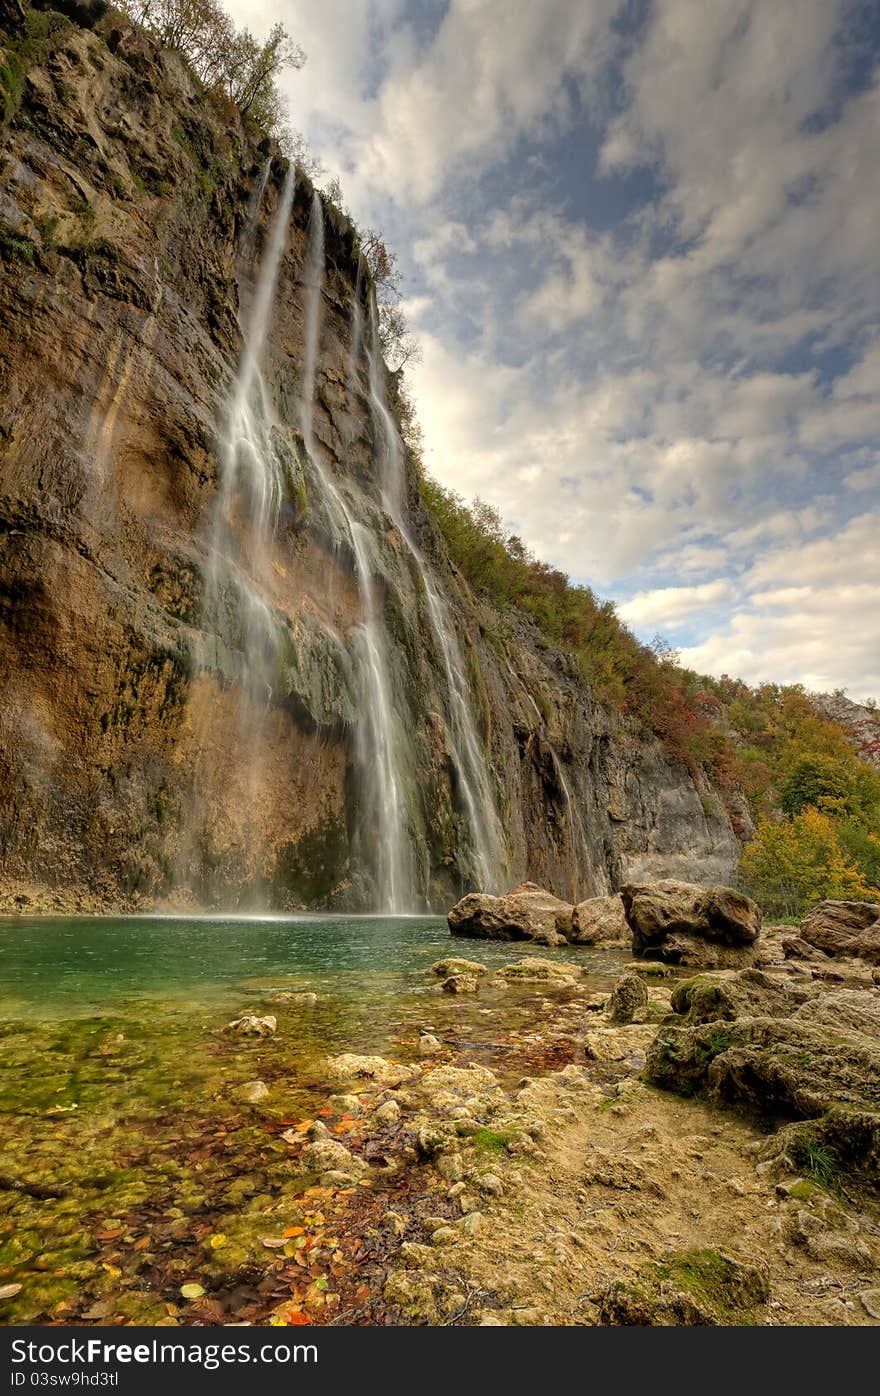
[183,162,296,903]
[363,294,506,891]
[297,195,413,912]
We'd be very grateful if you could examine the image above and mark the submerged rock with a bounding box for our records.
[419,1034,443,1056]
[223,1014,276,1038]
[570,893,630,946]
[622,880,761,967]
[496,958,580,982]
[265,990,319,1006]
[235,1080,269,1103]
[799,900,880,963]
[448,883,573,945]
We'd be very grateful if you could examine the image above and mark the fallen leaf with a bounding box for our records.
[276,1307,313,1326]
[261,1237,286,1249]
[134,1237,152,1251]
[180,1283,205,1300]
[282,1226,306,1238]
[208,1234,228,1249]
[317,1109,334,1118]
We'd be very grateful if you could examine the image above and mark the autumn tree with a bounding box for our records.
[119,1,304,136]
[740,807,875,918]
[360,228,421,371]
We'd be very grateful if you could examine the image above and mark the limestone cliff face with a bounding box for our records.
[0,11,742,912]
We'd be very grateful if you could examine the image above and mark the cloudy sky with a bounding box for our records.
[228,0,880,700]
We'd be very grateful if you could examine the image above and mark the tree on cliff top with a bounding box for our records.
[119,0,304,135]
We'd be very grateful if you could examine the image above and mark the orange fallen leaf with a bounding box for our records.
[317,1108,335,1118]
[282,1226,306,1238]
[282,1310,313,1326]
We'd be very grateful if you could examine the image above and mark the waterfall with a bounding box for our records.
[364,295,506,892]
[216,162,297,554]
[182,161,296,904]
[297,194,413,912]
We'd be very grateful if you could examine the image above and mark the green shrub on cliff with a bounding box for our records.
[419,473,733,780]
[117,1,304,137]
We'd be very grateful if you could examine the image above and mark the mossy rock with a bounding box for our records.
[599,1247,769,1325]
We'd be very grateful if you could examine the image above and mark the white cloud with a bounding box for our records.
[222,0,879,697]
[617,580,734,629]
[679,513,880,701]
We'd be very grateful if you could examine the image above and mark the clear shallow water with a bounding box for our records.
[0,914,629,1324]
[0,914,626,1019]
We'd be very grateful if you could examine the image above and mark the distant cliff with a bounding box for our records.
[0,8,744,912]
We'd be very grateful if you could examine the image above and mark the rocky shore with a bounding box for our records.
[1,888,879,1326]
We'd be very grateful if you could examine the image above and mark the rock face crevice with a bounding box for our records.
[0,12,742,911]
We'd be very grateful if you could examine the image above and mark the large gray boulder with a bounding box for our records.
[799,901,880,964]
[569,893,630,945]
[621,879,761,967]
[448,882,573,945]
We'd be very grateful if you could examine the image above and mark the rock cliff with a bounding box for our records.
[0,9,742,911]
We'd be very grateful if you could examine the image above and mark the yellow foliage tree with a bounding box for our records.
[741,807,875,919]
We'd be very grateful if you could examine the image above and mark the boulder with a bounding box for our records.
[669,969,814,1025]
[621,880,761,966]
[646,1014,880,1120]
[448,882,573,945]
[799,900,880,964]
[430,957,488,977]
[569,893,631,945]
[644,968,880,1182]
[606,971,648,1024]
[441,973,480,994]
[781,935,829,962]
